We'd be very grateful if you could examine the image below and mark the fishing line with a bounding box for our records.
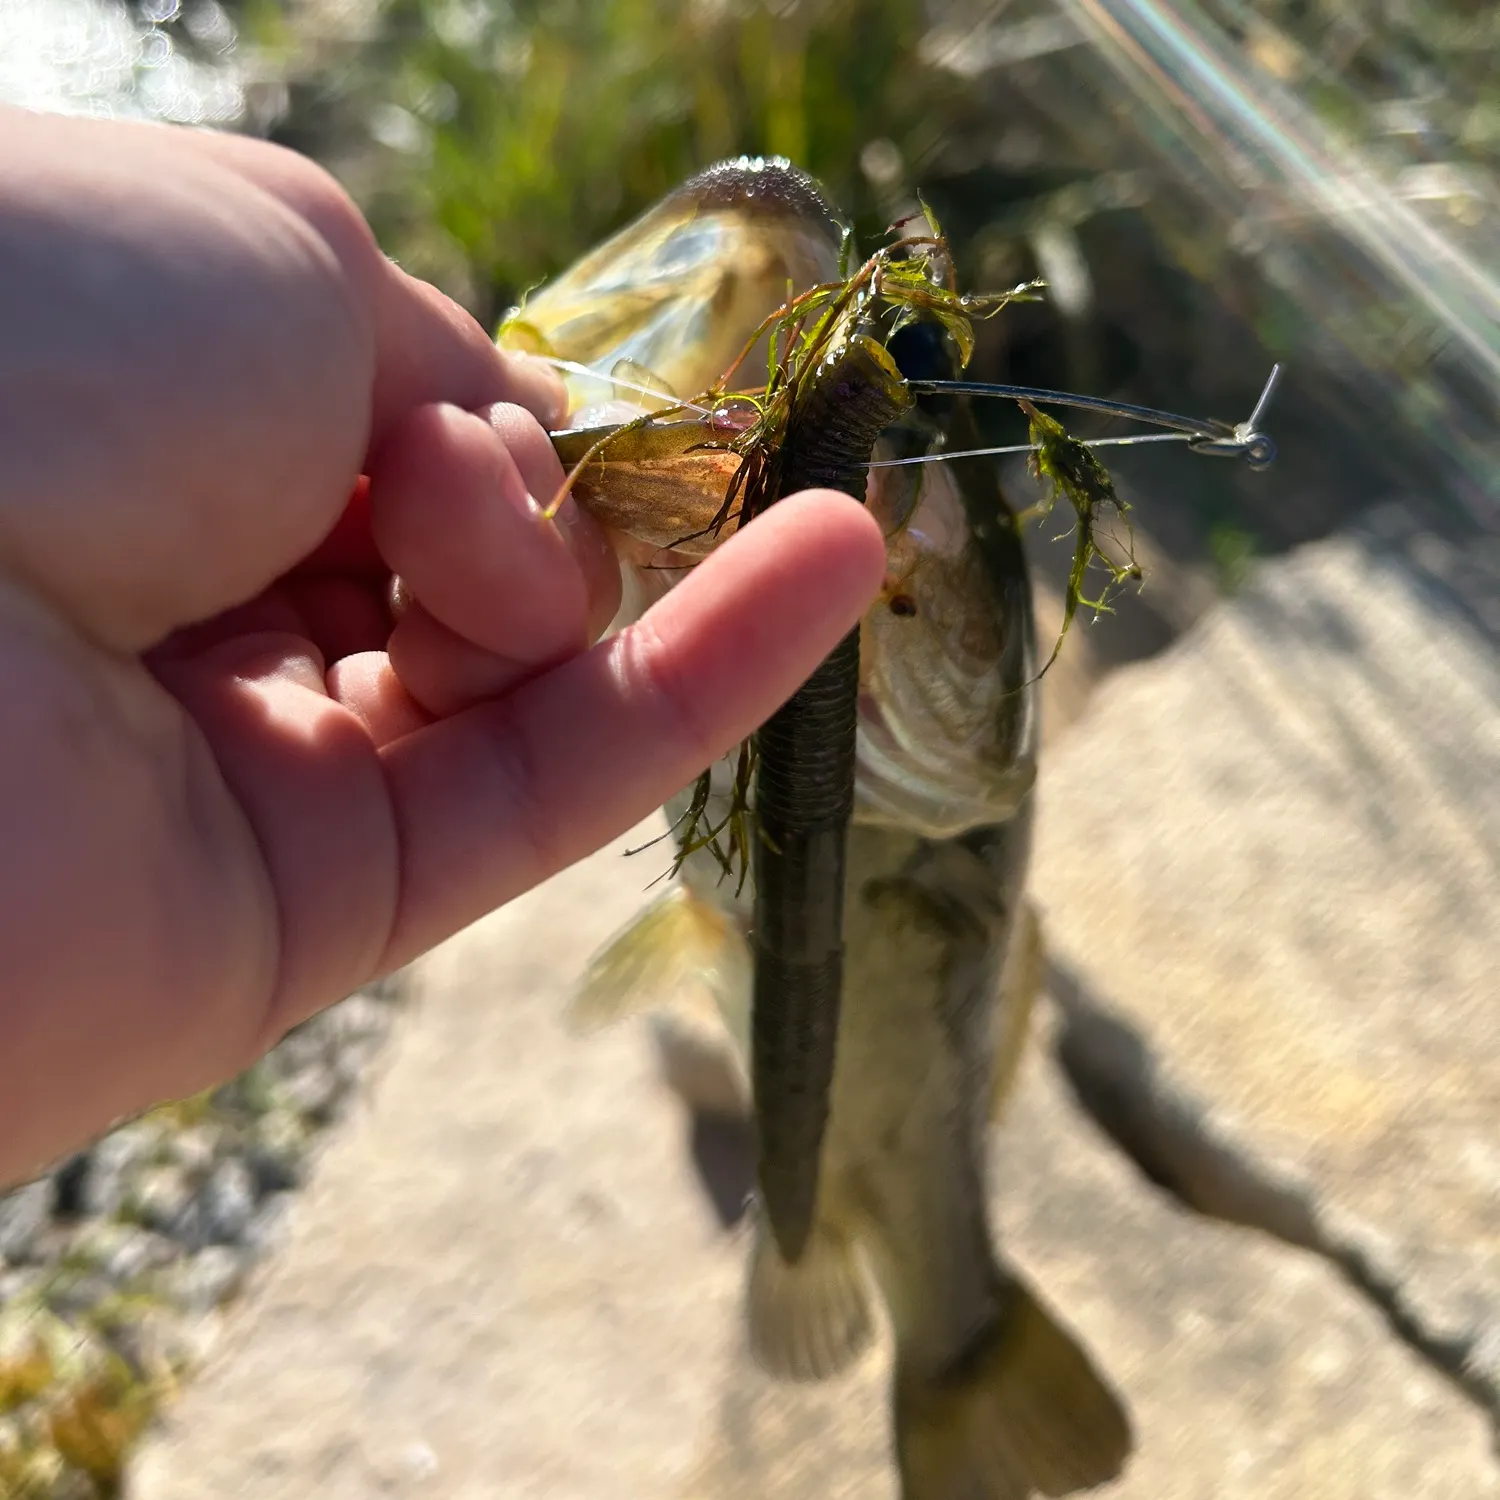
[866,432,1195,467]
[535,354,719,418]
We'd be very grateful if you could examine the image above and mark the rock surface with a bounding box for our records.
[0,981,406,1496]
[1010,1012,1499,1500]
[127,811,1499,1498]
[127,827,744,1500]
[677,1007,1500,1500]
[1030,503,1500,1413]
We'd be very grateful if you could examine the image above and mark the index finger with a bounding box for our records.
[376,490,886,969]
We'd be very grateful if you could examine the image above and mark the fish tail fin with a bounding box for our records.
[746,1210,876,1383]
[894,1277,1132,1499]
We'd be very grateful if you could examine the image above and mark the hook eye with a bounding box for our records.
[1243,433,1278,470]
[1186,429,1278,468]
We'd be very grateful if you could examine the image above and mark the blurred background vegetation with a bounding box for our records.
[11,0,1500,638]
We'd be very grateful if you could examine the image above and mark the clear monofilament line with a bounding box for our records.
[866,432,1195,468]
[905,379,1230,438]
[535,354,718,418]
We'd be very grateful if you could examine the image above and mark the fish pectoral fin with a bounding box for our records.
[565,883,747,1036]
[746,1212,876,1383]
[894,1277,1132,1500]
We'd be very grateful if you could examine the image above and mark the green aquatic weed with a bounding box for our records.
[1020,399,1142,678]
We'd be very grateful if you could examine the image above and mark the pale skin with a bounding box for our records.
[0,107,886,1187]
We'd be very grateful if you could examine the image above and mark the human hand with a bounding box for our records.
[0,107,885,1185]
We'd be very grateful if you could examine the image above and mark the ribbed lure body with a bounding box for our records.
[751,335,912,1263]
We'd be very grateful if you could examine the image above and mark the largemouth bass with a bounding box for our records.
[501,157,1132,1498]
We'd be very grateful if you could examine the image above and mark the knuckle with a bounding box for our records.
[481,707,559,888]
[237,138,381,281]
[486,401,564,481]
[626,616,715,770]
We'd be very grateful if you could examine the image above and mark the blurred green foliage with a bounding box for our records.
[285,0,968,324]
[1201,0,1500,167]
[238,0,1500,551]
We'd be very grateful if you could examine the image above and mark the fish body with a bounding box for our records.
[508,158,1131,1498]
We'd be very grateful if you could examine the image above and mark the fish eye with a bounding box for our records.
[888,593,918,617]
